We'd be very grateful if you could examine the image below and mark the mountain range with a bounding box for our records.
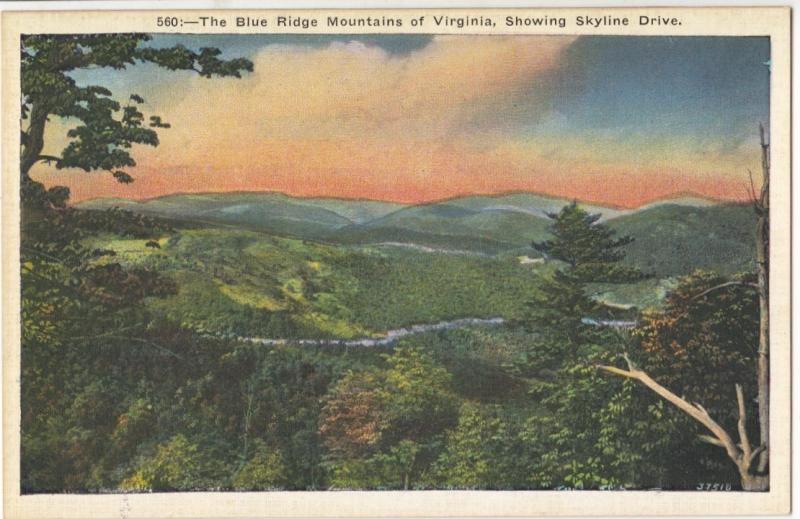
[76,191,756,277]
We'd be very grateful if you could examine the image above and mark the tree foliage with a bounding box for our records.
[618,271,760,486]
[122,434,228,491]
[319,347,458,489]
[432,403,531,489]
[514,202,664,488]
[533,202,642,283]
[635,271,758,420]
[20,34,253,198]
[524,202,644,361]
[20,193,762,492]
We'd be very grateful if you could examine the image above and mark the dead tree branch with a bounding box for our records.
[597,361,767,490]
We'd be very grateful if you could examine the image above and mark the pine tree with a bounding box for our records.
[533,201,641,283]
[525,202,642,361]
[518,202,648,488]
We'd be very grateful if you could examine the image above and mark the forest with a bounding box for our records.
[19,34,770,493]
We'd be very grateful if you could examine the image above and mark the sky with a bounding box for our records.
[31,35,770,208]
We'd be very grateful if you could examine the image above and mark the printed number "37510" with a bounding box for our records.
[697,482,732,491]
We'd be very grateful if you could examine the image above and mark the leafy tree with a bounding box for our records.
[371,439,422,490]
[379,346,458,445]
[19,202,182,491]
[595,270,760,488]
[320,346,458,489]
[20,34,252,206]
[432,403,521,488]
[232,440,286,490]
[598,129,770,491]
[636,271,758,415]
[526,354,684,489]
[207,345,336,490]
[319,370,383,460]
[122,434,229,491]
[627,271,760,486]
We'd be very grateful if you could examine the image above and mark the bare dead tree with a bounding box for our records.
[754,124,769,476]
[598,126,770,491]
[599,355,767,490]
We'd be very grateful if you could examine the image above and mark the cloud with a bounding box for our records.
[30,35,761,207]
[145,35,576,161]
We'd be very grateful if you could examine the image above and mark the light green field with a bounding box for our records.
[85,228,563,338]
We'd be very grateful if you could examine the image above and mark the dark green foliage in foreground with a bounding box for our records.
[21,190,761,491]
[510,203,651,487]
[511,203,718,489]
[629,270,760,486]
[319,347,459,489]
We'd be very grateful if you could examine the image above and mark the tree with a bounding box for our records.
[19,206,182,491]
[319,346,458,489]
[525,202,643,361]
[516,202,650,488]
[533,201,641,283]
[20,34,253,202]
[232,440,286,490]
[432,402,531,489]
[318,370,384,460]
[625,271,759,486]
[379,346,459,446]
[19,38,252,491]
[598,127,770,491]
[121,434,229,491]
[635,271,758,412]
[753,124,770,477]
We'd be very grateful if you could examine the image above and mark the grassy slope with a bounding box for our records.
[86,227,548,339]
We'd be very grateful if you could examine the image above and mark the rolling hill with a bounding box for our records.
[77,192,403,238]
[441,192,626,220]
[76,191,755,276]
[330,202,552,253]
[610,202,756,277]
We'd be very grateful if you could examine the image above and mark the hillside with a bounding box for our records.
[84,228,545,338]
[77,192,402,239]
[442,192,627,220]
[77,191,756,277]
[611,202,755,277]
[332,202,552,253]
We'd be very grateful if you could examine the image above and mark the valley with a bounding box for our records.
[23,189,761,492]
[78,190,756,341]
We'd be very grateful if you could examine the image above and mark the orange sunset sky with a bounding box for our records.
[29,35,770,208]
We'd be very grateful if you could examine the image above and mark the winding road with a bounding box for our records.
[239,317,506,347]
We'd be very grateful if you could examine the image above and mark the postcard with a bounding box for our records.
[0,5,791,518]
